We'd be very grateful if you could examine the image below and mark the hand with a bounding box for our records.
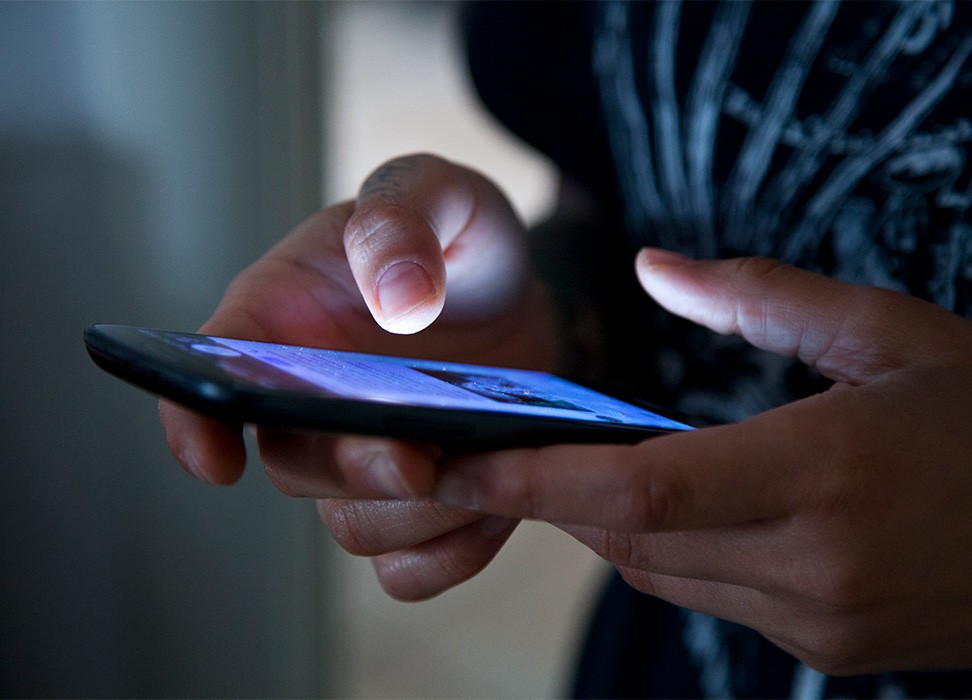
[158,154,557,598]
[433,250,972,675]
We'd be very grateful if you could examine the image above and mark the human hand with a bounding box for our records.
[159,154,557,597]
[433,250,972,674]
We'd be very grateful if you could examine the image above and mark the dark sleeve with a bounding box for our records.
[461,1,620,208]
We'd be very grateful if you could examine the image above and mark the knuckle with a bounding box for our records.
[344,202,432,261]
[641,476,681,530]
[727,257,791,330]
[611,470,682,532]
[344,201,406,248]
[611,489,657,532]
[466,448,540,518]
[802,562,873,615]
[732,256,791,286]
[540,444,677,532]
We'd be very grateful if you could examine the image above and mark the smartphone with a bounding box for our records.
[84,324,694,448]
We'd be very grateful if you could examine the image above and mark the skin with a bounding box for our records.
[159,154,972,676]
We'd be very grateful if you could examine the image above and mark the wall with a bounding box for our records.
[0,3,330,697]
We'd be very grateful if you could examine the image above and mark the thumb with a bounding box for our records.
[635,248,971,385]
[345,154,529,334]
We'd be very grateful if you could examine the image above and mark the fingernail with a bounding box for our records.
[377,261,436,323]
[365,450,414,498]
[434,470,481,510]
[637,247,692,268]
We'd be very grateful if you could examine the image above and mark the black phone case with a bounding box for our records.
[84,324,684,449]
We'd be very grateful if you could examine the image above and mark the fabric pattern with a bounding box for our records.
[464,2,972,696]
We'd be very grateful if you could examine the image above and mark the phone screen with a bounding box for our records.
[86,325,693,445]
[192,334,691,431]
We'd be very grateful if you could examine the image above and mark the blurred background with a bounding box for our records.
[0,2,606,697]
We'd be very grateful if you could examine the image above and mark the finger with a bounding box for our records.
[618,568,825,668]
[370,516,519,601]
[258,432,439,499]
[317,498,488,556]
[156,208,362,485]
[200,202,371,350]
[561,521,778,590]
[560,518,842,608]
[617,567,769,625]
[624,568,940,677]
[158,399,246,485]
[345,154,528,334]
[609,567,846,673]
[434,400,825,531]
[155,316,262,486]
[635,249,972,384]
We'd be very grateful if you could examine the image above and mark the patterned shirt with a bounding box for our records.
[465,2,972,697]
